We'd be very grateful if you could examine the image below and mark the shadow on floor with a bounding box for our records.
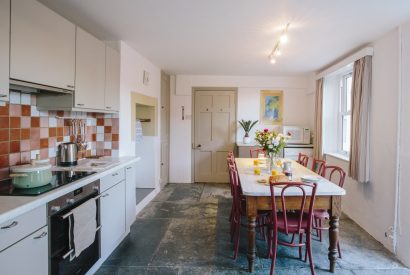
[97,183,409,275]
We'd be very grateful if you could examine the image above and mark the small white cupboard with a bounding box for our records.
[125,164,137,229]
[10,0,76,90]
[75,27,106,110]
[105,46,120,111]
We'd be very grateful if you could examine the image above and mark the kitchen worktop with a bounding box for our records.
[0,156,140,225]
[236,141,314,148]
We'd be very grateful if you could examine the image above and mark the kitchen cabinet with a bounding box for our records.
[105,46,120,111]
[125,164,137,229]
[0,0,9,100]
[100,180,126,258]
[0,226,48,275]
[75,27,105,110]
[10,0,75,90]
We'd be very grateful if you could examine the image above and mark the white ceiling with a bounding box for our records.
[39,0,410,76]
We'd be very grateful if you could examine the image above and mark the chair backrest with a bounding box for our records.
[269,181,318,235]
[228,163,241,215]
[250,148,266,158]
[324,165,346,188]
[297,153,309,167]
[311,159,326,176]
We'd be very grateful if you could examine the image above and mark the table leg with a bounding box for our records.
[247,215,257,272]
[328,215,339,272]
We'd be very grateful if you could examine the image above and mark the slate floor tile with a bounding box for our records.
[97,183,409,275]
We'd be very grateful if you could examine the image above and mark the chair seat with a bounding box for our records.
[270,212,310,234]
[313,209,330,219]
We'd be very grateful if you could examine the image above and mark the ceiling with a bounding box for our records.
[39,0,410,76]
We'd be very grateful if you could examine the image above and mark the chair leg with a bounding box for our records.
[290,233,296,244]
[298,233,303,260]
[318,219,322,242]
[266,228,273,259]
[306,233,315,275]
[337,240,342,258]
[313,217,319,237]
[269,232,278,275]
[233,220,240,260]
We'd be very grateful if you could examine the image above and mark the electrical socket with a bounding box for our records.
[385,226,395,239]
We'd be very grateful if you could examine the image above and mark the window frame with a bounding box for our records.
[338,72,353,156]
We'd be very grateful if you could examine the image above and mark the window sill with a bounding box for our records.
[325,152,349,162]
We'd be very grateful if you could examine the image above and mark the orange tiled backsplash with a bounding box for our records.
[0,91,119,180]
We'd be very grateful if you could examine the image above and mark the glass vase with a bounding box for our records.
[269,152,281,173]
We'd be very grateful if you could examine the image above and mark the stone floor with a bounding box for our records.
[96,183,409,275]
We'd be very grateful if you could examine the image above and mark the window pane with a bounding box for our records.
[346,75,352,112]
[342,114,351,153]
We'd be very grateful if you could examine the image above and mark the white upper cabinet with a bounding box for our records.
[105,46,120,111]
[10,0,75,90]
[0,0,9,100]
[75,27,105,110]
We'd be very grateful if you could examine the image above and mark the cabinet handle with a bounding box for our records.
[102,193,109,198]
[1,221,18,229]
[33,231,47,239]
[106,106,111,109]
[66,85,75,88]
[77,103,84,106]
[0,94,7,98]
[126,167,132,170]
[112,172,118,176]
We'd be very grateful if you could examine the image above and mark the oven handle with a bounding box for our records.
[60,194,102,220]
[62,225,101,259]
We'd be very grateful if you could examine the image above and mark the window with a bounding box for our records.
[339,73,352,155]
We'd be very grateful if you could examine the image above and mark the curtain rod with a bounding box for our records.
[316,46,374,80]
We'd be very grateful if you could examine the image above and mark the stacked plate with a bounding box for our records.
[300,175,321,183]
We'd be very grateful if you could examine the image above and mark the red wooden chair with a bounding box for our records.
[311,159,326,176]
[297,153,309,167]
[266,181,318,275]
[313,166,346,258]
[250,148,266,158]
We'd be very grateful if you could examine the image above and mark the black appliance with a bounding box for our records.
[48,180,101,275]
[0,171,96,196]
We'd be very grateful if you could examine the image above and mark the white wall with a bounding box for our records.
[119,41,161,188]
[169,75,313,183]
[324,28,400,252]
[397,21,410,267]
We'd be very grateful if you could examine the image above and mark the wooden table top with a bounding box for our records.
[235,158,346,197]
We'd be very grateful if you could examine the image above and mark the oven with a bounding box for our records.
[48,180,101,275]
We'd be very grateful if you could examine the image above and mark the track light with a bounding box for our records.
[268,23,290,64]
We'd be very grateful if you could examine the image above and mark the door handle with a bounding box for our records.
[196,144,202,149]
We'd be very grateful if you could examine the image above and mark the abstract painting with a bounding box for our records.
[260,90,283,124]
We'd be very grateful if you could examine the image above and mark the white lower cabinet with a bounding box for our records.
[125,164,137,229]
[0,226,48,275]
[100,180,126,258]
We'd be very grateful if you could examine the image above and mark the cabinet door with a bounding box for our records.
[125,164,137,229]
[100,181,126,258]
[105,46,120,111]
[0,226,48,275]
[0,0,9,100]
[75,27,105,110]
[10,0,75,90]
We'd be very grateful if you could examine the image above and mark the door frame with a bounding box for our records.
[191,87,238,183]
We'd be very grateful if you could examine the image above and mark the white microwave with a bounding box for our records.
[282,126,311,144]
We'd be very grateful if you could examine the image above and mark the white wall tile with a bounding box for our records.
[31,106,39,117]
[30,150,40,160]
[104,142,112,149]
[97,126,104,133]
[9,91,21,104]
[48,148,56,157]
[20,93,31,105]
[97,133,104,141]
[63,136,70,142]
[48,117,57,127]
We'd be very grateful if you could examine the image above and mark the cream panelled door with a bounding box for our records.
[194,90,236,183]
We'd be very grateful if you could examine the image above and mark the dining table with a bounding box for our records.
[235,158,346,273]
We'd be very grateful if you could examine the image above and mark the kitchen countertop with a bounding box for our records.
[236,141,314,148]
[0,156,140,225]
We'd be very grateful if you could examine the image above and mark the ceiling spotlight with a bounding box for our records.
[270,58,276,64]
[274,49,281,56]
[279,34,288,44]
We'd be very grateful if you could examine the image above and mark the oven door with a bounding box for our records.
[49,196,101,275]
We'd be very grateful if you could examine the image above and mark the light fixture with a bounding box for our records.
[268,23,290,64]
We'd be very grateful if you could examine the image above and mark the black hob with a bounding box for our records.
[0,171,96,196]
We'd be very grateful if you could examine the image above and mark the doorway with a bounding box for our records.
[193,89,236,183]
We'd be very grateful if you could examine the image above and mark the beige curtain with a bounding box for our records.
[349,55,372,182]
[313,78,324,159]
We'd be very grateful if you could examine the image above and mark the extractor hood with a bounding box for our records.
[9,79,73,95]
